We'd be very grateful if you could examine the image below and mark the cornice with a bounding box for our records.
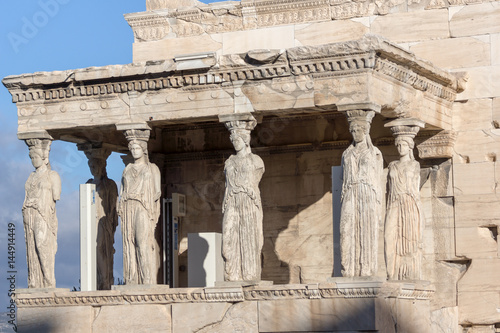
[3,36,462,107]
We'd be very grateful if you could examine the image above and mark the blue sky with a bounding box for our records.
[0,0,175,318]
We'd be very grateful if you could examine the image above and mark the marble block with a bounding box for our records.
[18,306,92,333]
[172,301,258,333]
[93,304,171,333]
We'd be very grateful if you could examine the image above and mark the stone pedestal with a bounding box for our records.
[15,288,70,295]
[15,282,434,333]
[215,280,274,287]
[111,284,171,292]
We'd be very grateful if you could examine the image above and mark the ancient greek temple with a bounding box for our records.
[3,0,500,331]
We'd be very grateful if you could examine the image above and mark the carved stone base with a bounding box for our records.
[15,282,435,332]
[214,280,273,287]
[111,284,171,292]
[15,288,70,295]
[327,276,386,285]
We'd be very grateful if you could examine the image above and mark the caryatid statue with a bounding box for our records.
[118,129,161,285]
[384,119,424,280]
[220,114,265,282]
[22,138,61,288]
[81,145,118,290]
[340,110,383,277]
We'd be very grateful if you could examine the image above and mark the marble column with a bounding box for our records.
[117,124,161,285]
[20,132,61,288]
[78,144,118,290]
[218,113,265,282]
[339,110,383,277]
[384,118,425,280]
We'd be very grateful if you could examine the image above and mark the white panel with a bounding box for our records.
[188,232,224,287]
[80,184,97,291]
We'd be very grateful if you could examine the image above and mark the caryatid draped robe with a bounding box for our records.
[222,153,265,281]
[340,143,383,277]
[119,162,161,285]
[385,159,423,280]
[23,168,61,288]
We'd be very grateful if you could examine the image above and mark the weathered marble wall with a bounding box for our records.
[409,4,500,329]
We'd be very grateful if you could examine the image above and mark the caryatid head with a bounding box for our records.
[390,125,421,160]
[26,139,52,170]
[385,118,425,160]
[223,115,257,153]
[346,110,375,146]
[124,129,150,162]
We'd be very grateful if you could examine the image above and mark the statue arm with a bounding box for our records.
[256,154,265,170]
[153,164,161,201]
[340,148,356,200]
[374,149,384,204]
[22,174,32,210]
[150,163,162,223]
[50,171,62,202]
[254,154,265,179]
[222,159,231,213]
[414,161,421,183]
[155,167,161,200]
[412,161,424,244]
[412,161,421,197]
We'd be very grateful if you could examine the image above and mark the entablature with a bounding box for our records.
[3,35,465,144]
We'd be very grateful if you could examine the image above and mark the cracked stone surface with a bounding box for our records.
[172,301,257,333]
